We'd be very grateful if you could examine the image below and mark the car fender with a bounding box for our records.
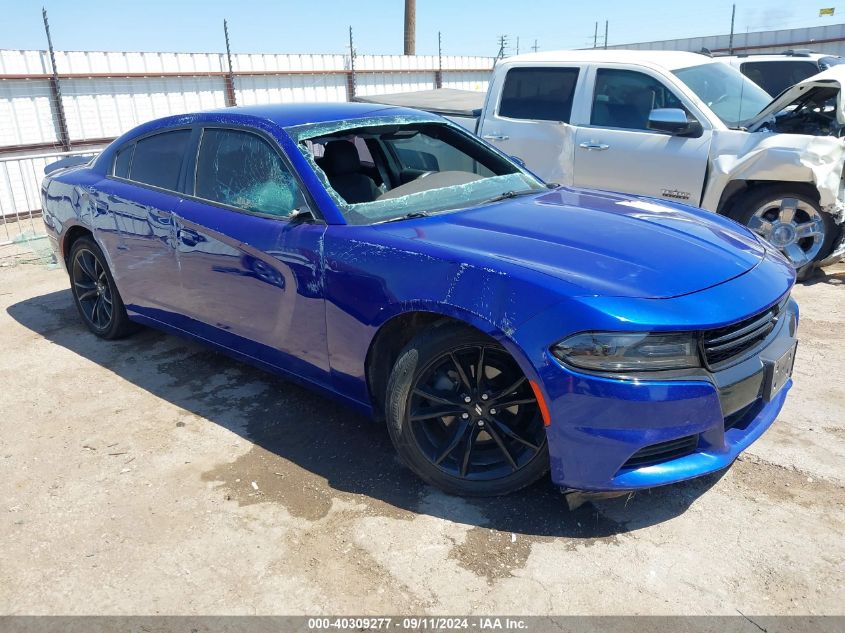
[377,299,545,375]
[703,129,845,225]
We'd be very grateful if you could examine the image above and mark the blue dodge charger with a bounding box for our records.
[41,103,798,496]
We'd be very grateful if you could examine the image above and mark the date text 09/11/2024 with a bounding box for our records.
[307,617,528,630]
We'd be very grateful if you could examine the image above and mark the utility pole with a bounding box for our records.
[532,39,539,53]
[516,36,520,55]
[42,7,70,151]
[404,0,416,55]
[728,3,736,55]
[222,20,237,107]
[497,35,508,59]
[604,20,609,50]
[594,21,598,48]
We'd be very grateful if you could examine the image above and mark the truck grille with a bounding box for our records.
[701,298,786,368]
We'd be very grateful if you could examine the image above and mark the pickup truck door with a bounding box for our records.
[477,64,587,185]
[571,64,713,206]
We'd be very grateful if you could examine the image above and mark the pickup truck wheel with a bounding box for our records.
[728,186,836,275]
[69,236,135,339]
[385,324,549,496]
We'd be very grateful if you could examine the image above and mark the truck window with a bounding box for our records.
[739,61,819,96]
[591,69,685,131]
[498,67,580,122]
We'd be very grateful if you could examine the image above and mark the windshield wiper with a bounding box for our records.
[380,211,430,224]
[483,189,539,204]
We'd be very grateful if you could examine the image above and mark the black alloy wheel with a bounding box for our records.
[68,236,135,339]
[72,247,113,330]
[386,325,549,496]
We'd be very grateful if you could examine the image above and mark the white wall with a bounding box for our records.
[0,48,494,224]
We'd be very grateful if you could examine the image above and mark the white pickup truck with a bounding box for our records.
[359,50,845,275]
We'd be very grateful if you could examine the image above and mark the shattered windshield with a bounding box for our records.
[287,118,544,224]
[674,62,773,128]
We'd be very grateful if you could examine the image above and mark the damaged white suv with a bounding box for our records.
[472,51,845,274]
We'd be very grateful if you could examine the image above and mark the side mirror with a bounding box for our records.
[510,155,526,168]
[647,108,703,137]
[289,207,316,224]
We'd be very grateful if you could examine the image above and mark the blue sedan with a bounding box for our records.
[41,103,798,496]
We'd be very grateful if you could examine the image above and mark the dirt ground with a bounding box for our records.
[0,254,843,616]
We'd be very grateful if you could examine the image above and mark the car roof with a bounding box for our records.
[94,101,442,171]
[720,53,827,61]
[500,49,715,71]
[201,102,423,128]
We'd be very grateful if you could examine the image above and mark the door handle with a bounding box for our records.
[579,142,610,151]
[482,133,510,141]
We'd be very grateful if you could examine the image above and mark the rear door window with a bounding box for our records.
[499,67,580,122]
[194,128,302,218]
[591,68,685,130]
[739,61,820,96]
[113,144,134,178]
[129,129,191,191]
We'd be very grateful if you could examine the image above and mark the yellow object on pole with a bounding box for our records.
[820,7,835,16]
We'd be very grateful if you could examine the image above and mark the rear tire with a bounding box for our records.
[385,324,549,496]
[727,185,837,277]
[68,236,135,339]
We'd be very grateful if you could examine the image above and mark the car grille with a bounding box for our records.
[701,297,787,368]
[622,434,699,469]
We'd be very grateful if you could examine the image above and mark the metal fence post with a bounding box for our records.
[346,26,357,101]
[42,8,71,151]
[223,20,238,107]
[435,31,443,89]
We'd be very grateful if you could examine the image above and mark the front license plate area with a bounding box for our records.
[763,343,797,402]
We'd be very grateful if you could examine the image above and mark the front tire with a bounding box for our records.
[68,236,135,339]
[385,324,549,496]
[727,186,837,276]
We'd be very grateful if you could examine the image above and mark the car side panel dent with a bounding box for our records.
[321,227,563,406]
[703,130,845,226]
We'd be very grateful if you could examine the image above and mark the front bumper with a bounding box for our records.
[541,298,798,492]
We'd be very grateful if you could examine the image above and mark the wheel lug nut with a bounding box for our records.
[489,408,497,415]
[463,396,472,403]
[477,420,484,427]
[461,413,469,420]
[481,394,489,401]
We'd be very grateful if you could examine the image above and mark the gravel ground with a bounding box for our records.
[0,259,843,615]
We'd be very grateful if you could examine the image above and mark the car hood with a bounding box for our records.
[375,188,766,299]
[746,65,845,131]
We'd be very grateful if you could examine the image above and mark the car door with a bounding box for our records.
[477,64,585,185]
[93,128,192,317]
[173,126,330,381]
[571,65,713,206]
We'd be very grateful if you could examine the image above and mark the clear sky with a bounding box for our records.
[1,0,844,57]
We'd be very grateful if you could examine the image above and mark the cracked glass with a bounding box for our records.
[196,128,302,218]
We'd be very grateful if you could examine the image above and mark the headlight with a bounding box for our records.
[551,332,701,372]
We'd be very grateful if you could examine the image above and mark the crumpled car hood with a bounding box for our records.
[377,188,766,299]
[746,65,845,131]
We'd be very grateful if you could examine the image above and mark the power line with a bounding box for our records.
[496,34,508,58]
